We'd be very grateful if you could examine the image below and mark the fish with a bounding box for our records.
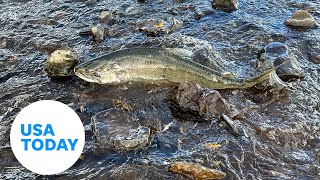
[74,48,275,90]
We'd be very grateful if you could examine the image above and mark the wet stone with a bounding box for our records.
[199,89,231,117]
[169,162,226,180]
[285,10,318,28]
[92,108,151,151]
[176,82,234,118]
[0,36,15,49]
[176,81,202,112]
[91,24,105,42]
[39,39,62,53]
[257,42,304,81]
[99,10,113,23]
[310,54,320,64]
[44,49,78,77]
[212,0,238,12]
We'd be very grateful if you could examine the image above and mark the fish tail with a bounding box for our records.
[243,68,276,88]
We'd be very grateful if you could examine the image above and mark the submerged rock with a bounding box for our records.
[79,24,105,41]
[176,81,202,112]
[257,42,304,81]
[44,49,78,77]
[310,54,320,64]
[212,0,238,12]
[194,2,215,20]
[285,10,318,28]
[169,162,226,180]
[99,10,113,23]
[39,39,62,53]
[92,108,151,151]
[176,82,234,118]
[199,89,231,117]
[91,24,105,41]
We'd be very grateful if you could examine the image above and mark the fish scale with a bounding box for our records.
[75,48,275,89]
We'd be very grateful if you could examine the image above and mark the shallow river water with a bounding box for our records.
[0,0,319,179]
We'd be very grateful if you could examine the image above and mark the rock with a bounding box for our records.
[169,162,226,180]
[44,49,78,77]
[91,24,105,41]
[176,82,235,118]
[199,89,231,117]
[257,42,304,81]
[194,7,215,20]
[99,10,113,23]
[285,10,318,28]
[92,108,151,151]
[310,54,320,64]
[176,81,202,112]
[212,0,238,12]
[79,25,105,41]
[0,35,14,49]
[39,39,62,53]
[0,36,8,48]
[110,126,150,151]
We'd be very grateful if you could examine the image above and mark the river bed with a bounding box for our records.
[0,0,319,179]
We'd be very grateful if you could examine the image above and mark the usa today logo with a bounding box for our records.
[10,100,85,175]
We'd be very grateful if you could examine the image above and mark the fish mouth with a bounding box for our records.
[74,68,97,83]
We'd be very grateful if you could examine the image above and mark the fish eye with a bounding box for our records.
[94,72,101,77]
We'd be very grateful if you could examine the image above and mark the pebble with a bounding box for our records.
[99,10,113,23]
[91,24,105,41]
[257,42,304,81]
[212,0,238,12]
[44,49,78,77]
[92,108,151,151]
[310,54,320,64]
[39,39,61,53]
[0,35,14,49]
[285,10,318,28]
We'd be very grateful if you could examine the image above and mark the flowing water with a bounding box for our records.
[0,0,319,179]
